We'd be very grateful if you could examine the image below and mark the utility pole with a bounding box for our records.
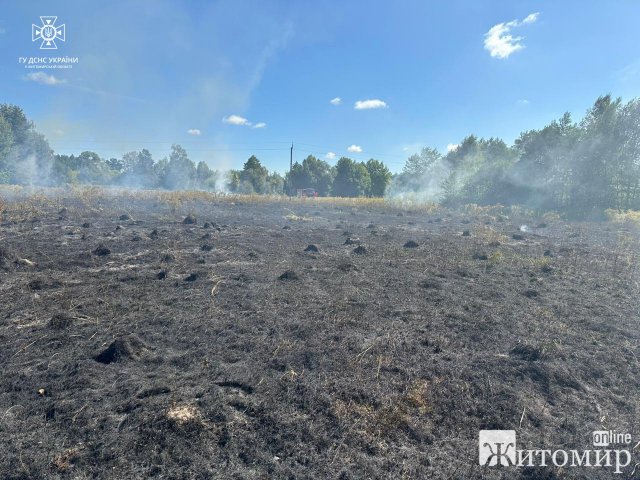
[289,142,293,196]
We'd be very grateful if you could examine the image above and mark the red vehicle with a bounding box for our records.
[296,188,318,198]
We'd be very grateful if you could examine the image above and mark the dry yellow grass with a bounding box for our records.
[332,379,432,441]
[462,203,505,216]
[0,185,446,217]
[606,209,640,226]
[52,447,83,472]
[474,225,509,245]
[166,404,200,426]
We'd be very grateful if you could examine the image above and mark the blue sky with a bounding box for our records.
[1,0,639,173]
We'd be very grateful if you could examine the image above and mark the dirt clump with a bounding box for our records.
[352,245,367,254]
[403,240,419,248]
[28,278,62,290]
[304,244,319,252]
[49,313,74,330]
[279,270,299,280]
[92,244,111,256]
[0,245,15,267]
[184,273,199,282]
[420,279,443,290]
[337,262,358,272]
[183,214,197,225]
[344,237,361,245]
[510,344,542,361]
[94,335,149,364]
[93,334,149,364]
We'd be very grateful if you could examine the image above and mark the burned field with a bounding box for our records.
[0,194,639,479]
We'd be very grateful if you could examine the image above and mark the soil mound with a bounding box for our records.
[29,278,62,291]
[420,279,442,290]
[201,244,213,252]
[304,244,319,252]
[279,270,299,280]
[510,344,541,361]
[337,262,358,272]
[119,214,131,221]
[352,245,367,255]
[184,273,199,282]
[92,244,111,256]
[403,240,419,248]
[0,245,16,270]
[49,313,73,330]
[94,335,149,364]
[344,237,361,245]
[183,215,197,225]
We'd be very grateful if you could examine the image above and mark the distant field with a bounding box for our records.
[0,189,639,479]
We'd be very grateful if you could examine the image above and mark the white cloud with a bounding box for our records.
[187,128,201,135]
[354,99,387,110]
[517,99,530,106]
[484,12,540,59]
[330,97,341,105]
[347,144,362,153]
[222,114,266,128]
[25,72,66,86]
[325,152,336,160]
[222,114,251,126]
[446,143,459,153]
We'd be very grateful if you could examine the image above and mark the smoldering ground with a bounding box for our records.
[0,192,638,479]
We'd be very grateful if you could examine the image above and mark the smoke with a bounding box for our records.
[386,147,449,203]
[386,168,447,203]
[4,144,55,187]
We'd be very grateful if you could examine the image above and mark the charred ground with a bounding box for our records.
[0,193,639,479]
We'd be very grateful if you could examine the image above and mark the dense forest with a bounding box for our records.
[1,95,639,218]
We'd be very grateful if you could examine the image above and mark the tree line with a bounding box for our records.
[0,104,393,196]
[1,94,639,217]
[391,95,640,218]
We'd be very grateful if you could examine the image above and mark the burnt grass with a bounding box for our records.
[0,196,639,479]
